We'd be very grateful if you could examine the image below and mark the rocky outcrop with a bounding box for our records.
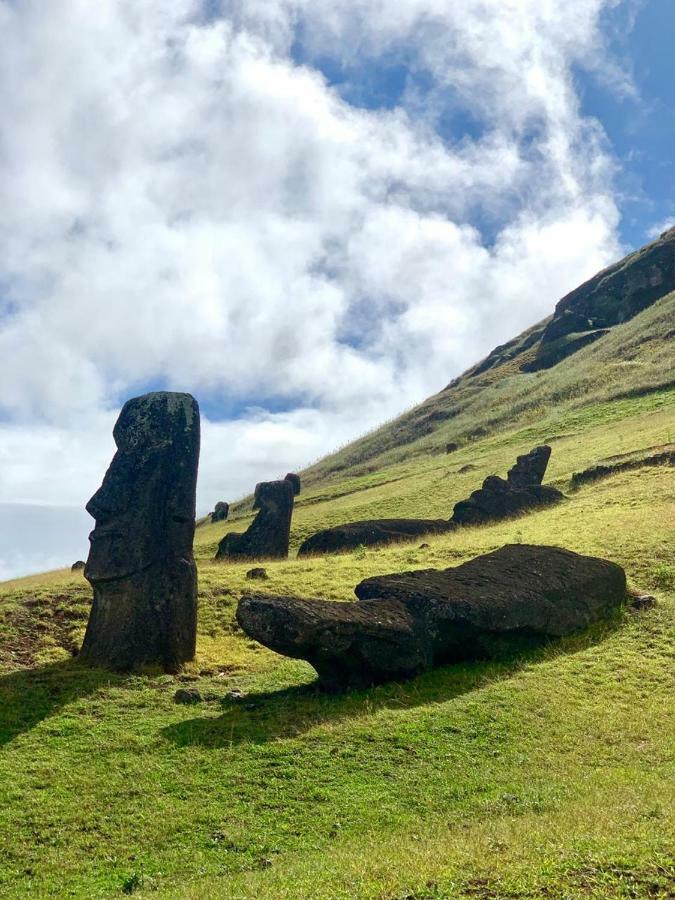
[80,392,200,672]
[525,227,675,371]
[211,501,229,523]
[237,544,627,691]
[298,518,455,556]
[216,479,296,561]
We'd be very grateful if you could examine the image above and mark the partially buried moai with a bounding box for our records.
[215,474,299,561]
[80,391,200,671]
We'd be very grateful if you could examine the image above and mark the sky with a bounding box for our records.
[0,0,673,579]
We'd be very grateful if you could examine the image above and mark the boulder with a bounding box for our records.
[246,567,268,580]
[71,560,86,572]
[446,442,459,454]
[284,473,302,496]
[80,391,200,672]
[216,479,295,561]
[237,544,626,691]
[298,518,455,557]
[211,501,229,523]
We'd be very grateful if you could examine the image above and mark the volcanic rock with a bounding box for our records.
[507,445,551,487]
[298,518,455,556]
[71,560,86,571]
[237,544,626,691]
[284,473,302,496]
[80,391,200,671]
[216,479,295,561]
[212,501,229,523]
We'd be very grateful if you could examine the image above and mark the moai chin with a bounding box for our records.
[80,391,200,671]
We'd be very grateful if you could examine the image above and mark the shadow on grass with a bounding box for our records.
[162,618,623,749]
[0,660,116,747]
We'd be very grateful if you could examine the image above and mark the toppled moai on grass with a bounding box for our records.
[298,445,562,556]
[80,391,200,672]
[237,544,627,692]
[451,445,563,525]
[216,473,299,561]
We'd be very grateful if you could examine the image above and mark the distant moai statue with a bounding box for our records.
[211,501,229,523]
[284,473,301,495]
[445,442,459,454]
[80,392,200,671]
[215,474,299,561]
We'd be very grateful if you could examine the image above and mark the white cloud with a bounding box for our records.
[0,0,629,575]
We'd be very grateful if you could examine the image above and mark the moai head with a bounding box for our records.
[85,392,199,586]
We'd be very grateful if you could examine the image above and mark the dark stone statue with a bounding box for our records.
[237,545,626,692]
[216,477,296,561]
[284,473,301,496]
[297,445,562,556]
[211,501,229,523]
[507,445,551,487]
[80,391,200,671]
[452,445,562,525]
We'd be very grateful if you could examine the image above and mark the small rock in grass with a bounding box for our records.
[246,567,269,580]
[176,673,200,682]
[631,594,657,611]
[71,560,86,571]
[418,543,430,549]
[174,688,203,705]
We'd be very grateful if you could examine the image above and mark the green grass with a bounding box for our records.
[0,299,674,897]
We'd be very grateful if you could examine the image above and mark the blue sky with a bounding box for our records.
[0,0,673,579]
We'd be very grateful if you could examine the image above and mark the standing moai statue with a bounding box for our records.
[215,474,299,561]
[80,392,200,671]
[211,501,230,523]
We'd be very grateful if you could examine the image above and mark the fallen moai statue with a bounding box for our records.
[298,445,562,556]
[238,544,626,691]
[216,473,299,560]
[81,391,200,671]
[298,517,455,556]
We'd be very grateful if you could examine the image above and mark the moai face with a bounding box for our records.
[85,393,198,584]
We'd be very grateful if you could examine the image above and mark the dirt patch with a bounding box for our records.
[0,592,91,670]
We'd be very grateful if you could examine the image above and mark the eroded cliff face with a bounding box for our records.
[523,226,675,371]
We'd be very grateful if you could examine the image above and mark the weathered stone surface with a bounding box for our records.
[571,449,674,487]
[216,479,295,561]
[284,473,302,496]
[298,518,455,557]
[507,445,551,487]
[71,560,86,571]
[246,567,268,580]
[80,391,200,672]
[211,501,229,523]
[237,544,627,691]
[174,688,202,704]
[453,446,562,525]
[452,477,562,525]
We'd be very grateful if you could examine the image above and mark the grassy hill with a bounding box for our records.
[0,270,674,893]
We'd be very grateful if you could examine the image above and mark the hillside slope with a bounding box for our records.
[297,227,674,490]
[0,235,674,899]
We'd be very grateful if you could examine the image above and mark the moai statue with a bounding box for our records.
[215,477,296,561]
[80,392,200,671]
[211,501,229,523]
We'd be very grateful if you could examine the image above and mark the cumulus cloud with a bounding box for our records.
[0,0,630,573]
